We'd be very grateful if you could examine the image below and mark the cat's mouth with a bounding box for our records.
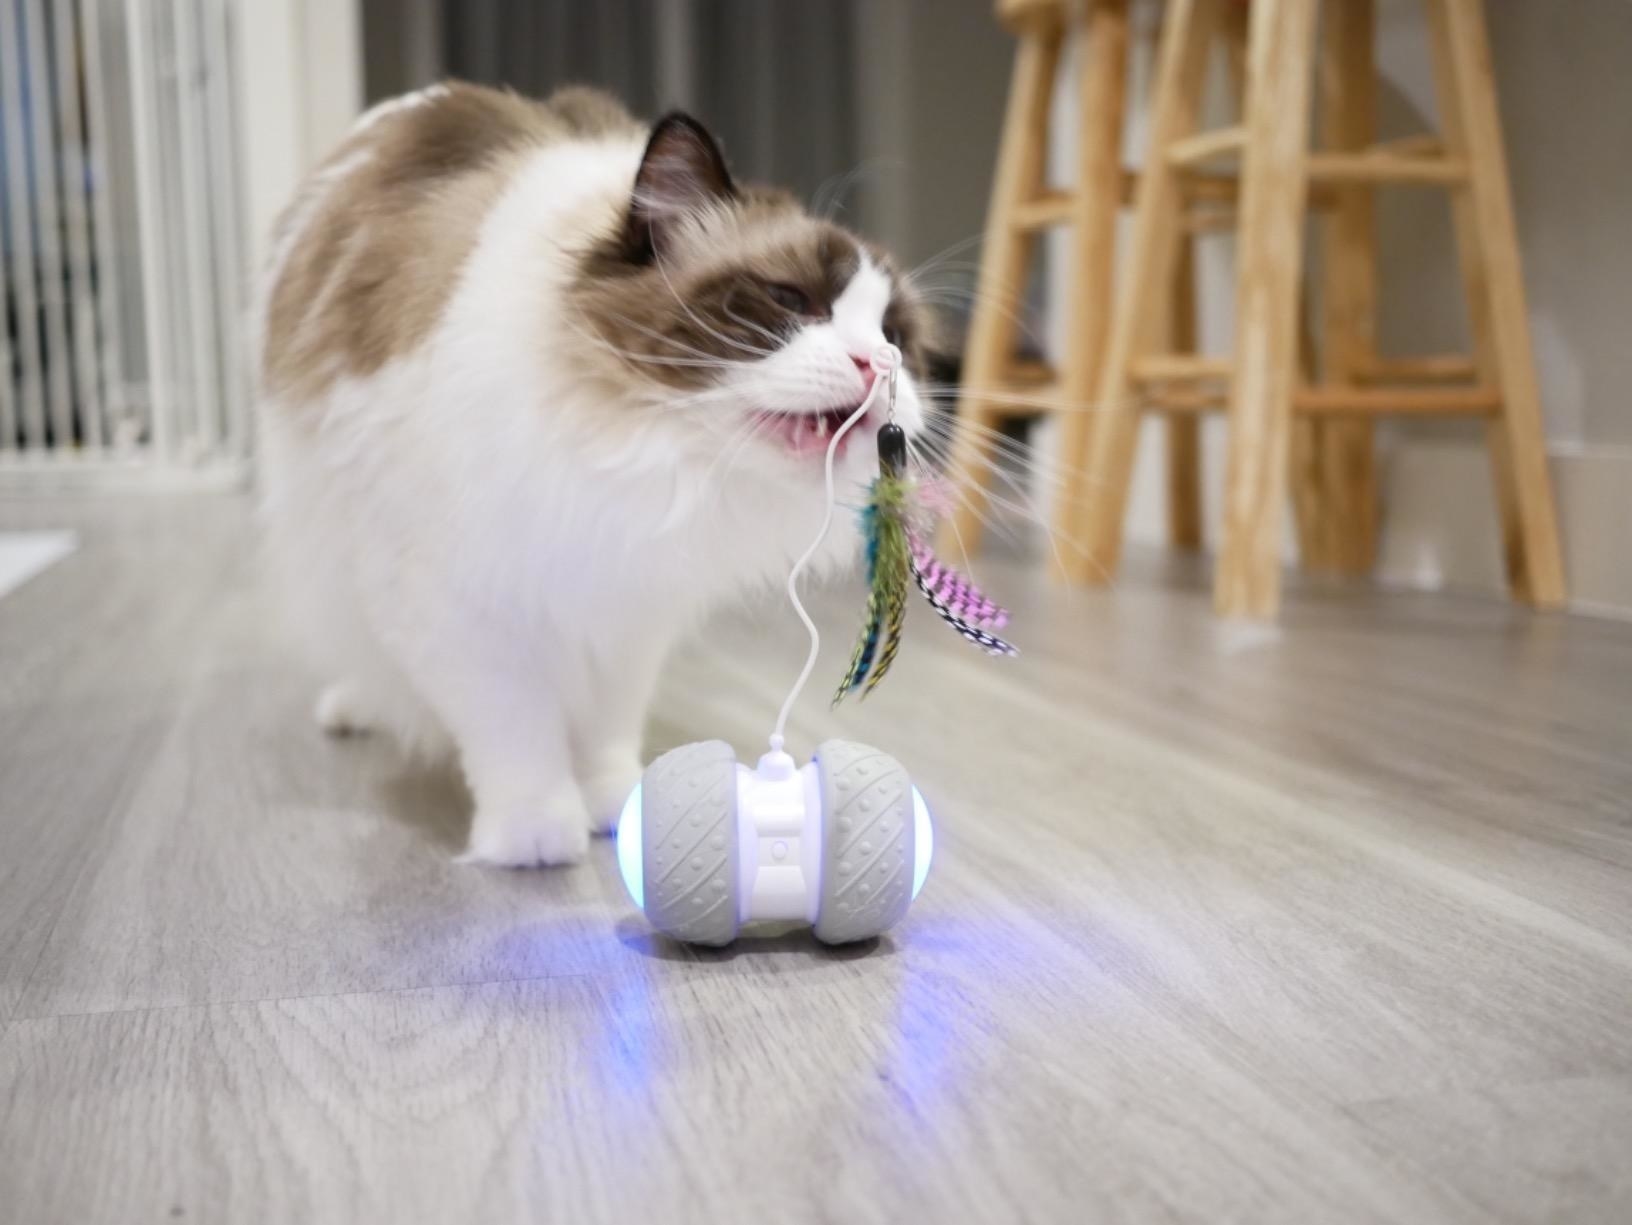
[755,406,869,457]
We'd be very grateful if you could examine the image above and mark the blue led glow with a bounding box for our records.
[615,783,644,908]
[910,786,934,900]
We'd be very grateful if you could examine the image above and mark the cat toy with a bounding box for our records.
[616,344,1013,946]
[832,365,1017,705]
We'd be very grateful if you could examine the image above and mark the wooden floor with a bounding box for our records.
[2,492,1629,1225]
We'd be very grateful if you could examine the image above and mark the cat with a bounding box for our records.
[256,83,932,866]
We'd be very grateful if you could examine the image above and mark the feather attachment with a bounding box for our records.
[833,473,912,703]
[832,422,1017,703]
[909,546,1019,657]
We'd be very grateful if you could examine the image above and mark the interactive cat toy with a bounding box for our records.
[617,344,1016,945]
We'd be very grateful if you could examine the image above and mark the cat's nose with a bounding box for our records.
[852,356,877,389]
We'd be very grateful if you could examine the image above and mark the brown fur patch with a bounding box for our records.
[262,83,642,403]
[262,83,935,411]
[573,198,931,393]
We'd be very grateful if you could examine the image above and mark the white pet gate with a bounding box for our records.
[0,0,250,487]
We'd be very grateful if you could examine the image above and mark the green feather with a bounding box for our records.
[861,511,911,696]
[833,593,884,705]
[833,475,915,705]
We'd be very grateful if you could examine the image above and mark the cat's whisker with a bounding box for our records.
[564,317,753,373]
[721,299,789,352]
[700,412,773,488]
[919,382,1155,417]
[905,233,987,282]
[912,444,1113,583]
[908,433,1122,588]
[914,433,1089,499]
[565,307,731,365]
[915,419,1057,478]
[571,308,762,368]
[907,294,1047,350]
[914,431,1107,522]
[811,156,904,223]
[653,259,779,361]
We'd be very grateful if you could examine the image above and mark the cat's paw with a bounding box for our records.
[458,802,590,868]
[579,758,644,835]
[314,681,375,736]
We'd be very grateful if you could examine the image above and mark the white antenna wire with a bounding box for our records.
[769,343,902,753]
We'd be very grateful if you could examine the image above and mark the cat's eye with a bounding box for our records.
[765,282,811,315]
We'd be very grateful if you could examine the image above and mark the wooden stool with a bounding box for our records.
[940,0,1137,578]
[942,0,1242,577]
[1075,0,1565,618]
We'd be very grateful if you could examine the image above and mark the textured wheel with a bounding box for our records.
[811,739,915,944]
[640,740,741,946]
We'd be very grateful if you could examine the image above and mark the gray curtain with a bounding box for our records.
[363,0,858,206]
[359,0,1016,356]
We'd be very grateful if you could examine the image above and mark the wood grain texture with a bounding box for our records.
[1051,0,1129,584]
[1164,236,1203,551]
[1214,0,1319,619]
[1315,0,1380,576]
[941,18,1062,557]
[1080,0,1223,583]
[1425,0,1566,608]
[2,493,1630,1224]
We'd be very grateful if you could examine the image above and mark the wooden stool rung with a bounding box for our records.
[1012,192,1076,229]
[1016,174,1241,235]
[1131,355,1233,382]
[1306,151,1468,183]
[1371,133,1445,158]
[1354,354,1479,384]
[1140,383,1499,417]
[1144,387,1227,413]
[1005,358,1055,386]
[1294,384,1500,415]
[1167,125,1246,166]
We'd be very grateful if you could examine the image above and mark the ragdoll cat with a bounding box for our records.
[256,83,931,866]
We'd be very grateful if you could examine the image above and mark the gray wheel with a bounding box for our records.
[811,740,915,944]
[640,740,741,946]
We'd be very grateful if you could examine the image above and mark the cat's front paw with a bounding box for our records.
[580,758,644,835]
[458,802,590,867]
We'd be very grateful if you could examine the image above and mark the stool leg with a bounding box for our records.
[1220,1,1330,572]
[1079,0,1221,583]
[1427,0,1564,607]
[942,21,1063,561]
[1318,0,1380,575]
[1166,236,1203,550]
[1055,0,1131,582]
[1215,0,1319,619]
[1290,309,1333,567]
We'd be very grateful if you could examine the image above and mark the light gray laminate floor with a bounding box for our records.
[1,492,1629,1224]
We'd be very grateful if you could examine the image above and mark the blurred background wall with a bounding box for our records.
[7,0,1623,610]
[357,0,1012,312]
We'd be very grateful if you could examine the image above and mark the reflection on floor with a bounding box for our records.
[2,493,1629,1224]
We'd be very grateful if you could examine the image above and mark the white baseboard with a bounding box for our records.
[1375,438,1632,619]
[1035,416,1632,618]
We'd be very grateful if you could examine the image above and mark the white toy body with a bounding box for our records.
[617,740,933,945]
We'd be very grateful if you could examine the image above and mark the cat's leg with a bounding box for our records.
[572,635,670,834]
[410,647,591,867]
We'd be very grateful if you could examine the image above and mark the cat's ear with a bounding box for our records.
[624,112,736,262]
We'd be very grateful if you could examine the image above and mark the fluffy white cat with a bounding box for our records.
[256,83,929,866]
